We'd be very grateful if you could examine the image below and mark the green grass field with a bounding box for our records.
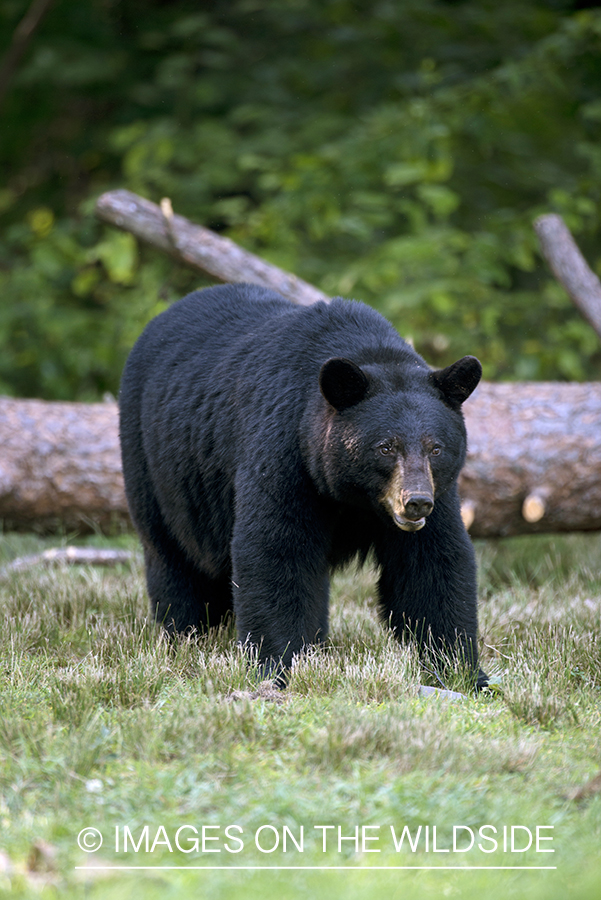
[0,530,600,899]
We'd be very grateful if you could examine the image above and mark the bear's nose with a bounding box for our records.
[403,494,434,521]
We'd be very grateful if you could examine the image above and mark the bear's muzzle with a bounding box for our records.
[382,458,435,532]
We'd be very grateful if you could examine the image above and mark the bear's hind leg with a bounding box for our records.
[144,545,233,635]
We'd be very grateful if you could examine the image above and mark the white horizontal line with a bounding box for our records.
[75,865,557,871]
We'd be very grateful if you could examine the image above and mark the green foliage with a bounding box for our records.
[1,0,601,398]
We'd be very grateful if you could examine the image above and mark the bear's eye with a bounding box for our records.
[430,445,442,457]
[378,443,394,457]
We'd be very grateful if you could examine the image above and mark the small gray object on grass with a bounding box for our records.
[0,547,134,577]
[418,684,465,701]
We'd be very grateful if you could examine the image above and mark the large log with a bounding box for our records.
[1,387,600,537]
[0,397,129,532]
[461,382,601,536]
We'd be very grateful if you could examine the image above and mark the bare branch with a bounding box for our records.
[0,0,55,111]
[534,213,601,340]
[96,189,330,307]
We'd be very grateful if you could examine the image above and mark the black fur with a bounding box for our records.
[119,283,488,688]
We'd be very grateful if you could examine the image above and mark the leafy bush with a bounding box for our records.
[1,0,601,399]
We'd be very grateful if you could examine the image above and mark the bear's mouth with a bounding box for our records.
[392,512,426,532]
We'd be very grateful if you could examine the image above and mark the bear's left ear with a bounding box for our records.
[319,357,370,411]
[429,356,482,409]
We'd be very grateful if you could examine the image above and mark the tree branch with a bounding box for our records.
[0,0,55,111]
[96,189,330,307]
[534,213,601,340]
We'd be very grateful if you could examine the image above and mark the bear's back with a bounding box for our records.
[130,283,290,369]
[124,282,419,389]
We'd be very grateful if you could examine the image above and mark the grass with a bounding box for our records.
[0,530,600,899]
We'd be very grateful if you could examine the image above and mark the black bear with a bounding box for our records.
[119,283,488,689]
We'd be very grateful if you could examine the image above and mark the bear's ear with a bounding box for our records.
[319,357,370,411]
[430,356,482,409]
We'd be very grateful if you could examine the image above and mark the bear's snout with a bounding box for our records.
[390,490,434,532]
[381,456,435,532]
[402,493,434,521]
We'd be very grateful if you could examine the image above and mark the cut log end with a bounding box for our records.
[461,500,476,531]
[522,493,546,524]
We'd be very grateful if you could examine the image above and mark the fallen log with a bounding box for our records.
[461,382,601,536]
[0,396,129,532]
[1,387,600,537]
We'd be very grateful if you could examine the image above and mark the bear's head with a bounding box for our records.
[313,354,481,531]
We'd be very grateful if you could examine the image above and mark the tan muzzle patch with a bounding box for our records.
[381,457,434,532]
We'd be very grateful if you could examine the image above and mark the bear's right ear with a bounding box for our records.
[319,357,370,411]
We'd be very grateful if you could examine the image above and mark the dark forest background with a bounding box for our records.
[2,0,601,400]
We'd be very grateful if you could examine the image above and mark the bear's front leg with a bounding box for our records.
[375,488,488,690]
[230,486,331,676]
